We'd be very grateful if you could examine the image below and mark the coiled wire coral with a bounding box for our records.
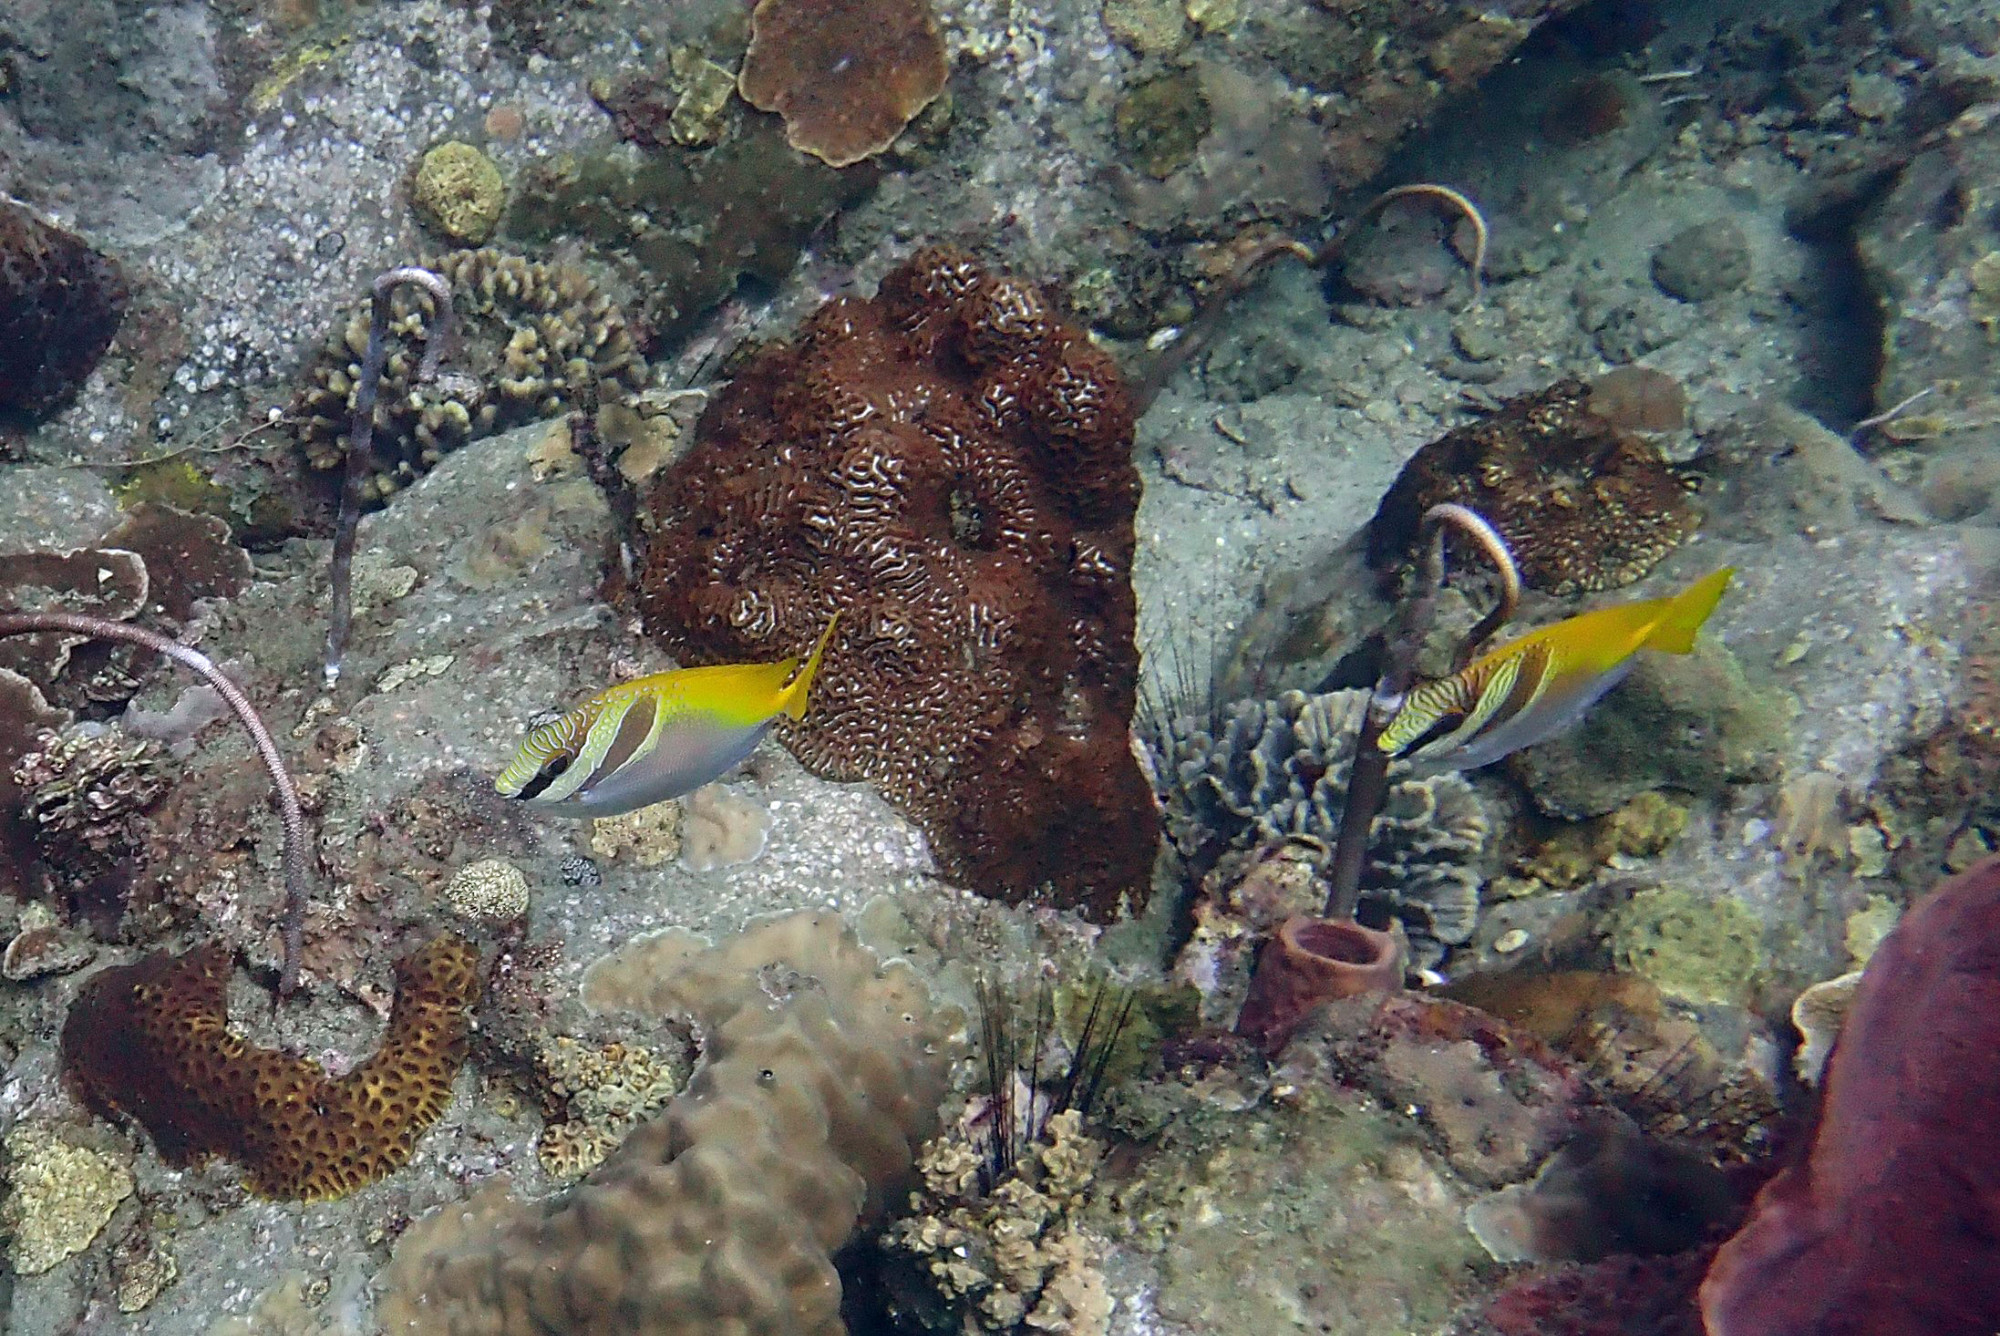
[294,249,647,502]
[1155,688,1491,968]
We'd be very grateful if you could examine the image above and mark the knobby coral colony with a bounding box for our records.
[295,248,647,505]
[628,247,1159,917]
[62,934,480,1201]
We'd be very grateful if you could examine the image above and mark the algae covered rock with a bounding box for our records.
[1511,638,1792,819]
[1607,885,1763,1005]
[412,141,507,244]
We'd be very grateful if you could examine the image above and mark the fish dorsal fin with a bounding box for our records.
[775,611,842,721]
[1636,567,1734,655]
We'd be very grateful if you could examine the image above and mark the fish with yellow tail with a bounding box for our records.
[496,614,841,816]
[1378,568,1734,772]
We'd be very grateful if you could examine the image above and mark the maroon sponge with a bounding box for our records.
[1699,855,2000,1336]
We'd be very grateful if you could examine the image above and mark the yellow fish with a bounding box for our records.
[1378,568,1733,771]
[496,615,840,816]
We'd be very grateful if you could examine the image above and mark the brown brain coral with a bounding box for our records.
[0,200,128,416]
[294,249,646,503]
[61,935,480,1201]
[1367,378,1699,596]
[738,0,949,167]
[630,247,1159,917]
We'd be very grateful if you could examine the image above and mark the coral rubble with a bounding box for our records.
[1700,855,2000,1336]
[629,247,1159,917]
[738,0,948,167]
[1367,379,1698,595]
[1157,688,1490,969]
[0,199,128,416]
[1,1124,134,1276]
[293,249,646,503]
[380,911,958,1336]
[62,934,480,1201]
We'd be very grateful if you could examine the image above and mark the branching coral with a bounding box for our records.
[628,246,1158,916]
[294,250,646,504]
[884,1111,1112,1335]
[1155,688,1490,969]
[62,934,479,1200]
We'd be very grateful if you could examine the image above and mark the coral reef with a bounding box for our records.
[1464,1116,1740,1266]
[381,911,958,1335]
[1157,689,1490,969]
[1606,886,1762,1006]
[738,0,948,167]
[679,784,772,871]
[1,1124,134,1276]
[628,248,1158,916]
[1367,379,1698,596]
[0,199,128,416]
[62,935,480,1200]
[529,1036,689,1182]
[884,1110,1112,1334]
[293,249,647,503]
[441,857,530,923]
[412,141,507,244]
[12,725,169,883]
[1701,855,2000,1336]
[587,801,682,867]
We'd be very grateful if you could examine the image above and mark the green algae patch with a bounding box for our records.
[1608,885,1763,1004]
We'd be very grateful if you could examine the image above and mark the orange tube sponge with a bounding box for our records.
[380,911,958,1335]
[62,935,480,1201]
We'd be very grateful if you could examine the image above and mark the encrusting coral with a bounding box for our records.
[1367,378,1698,595]
[1155,688,1490,969]
[737,0,949,167]
[627,247,1159,917]
[379,910,959,1335]
[61,934,480,1200]
[294,249,647,503]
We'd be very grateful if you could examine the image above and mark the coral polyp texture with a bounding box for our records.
[294,249,647,504]
[737,0,948,167]
[1367,378,1698,595]
[1156,688,1490,969]
[61,934,480,1201]
[379,911,959,1336]
[629,247,1159,917]
[0,200,128,416]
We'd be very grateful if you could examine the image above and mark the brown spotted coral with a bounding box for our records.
[1367,378,1699,596]
[62,935,479,1200]
[629,247,1158,917]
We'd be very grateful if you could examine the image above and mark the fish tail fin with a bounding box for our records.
[779,611,842,721]
[1641,567,1734,655]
